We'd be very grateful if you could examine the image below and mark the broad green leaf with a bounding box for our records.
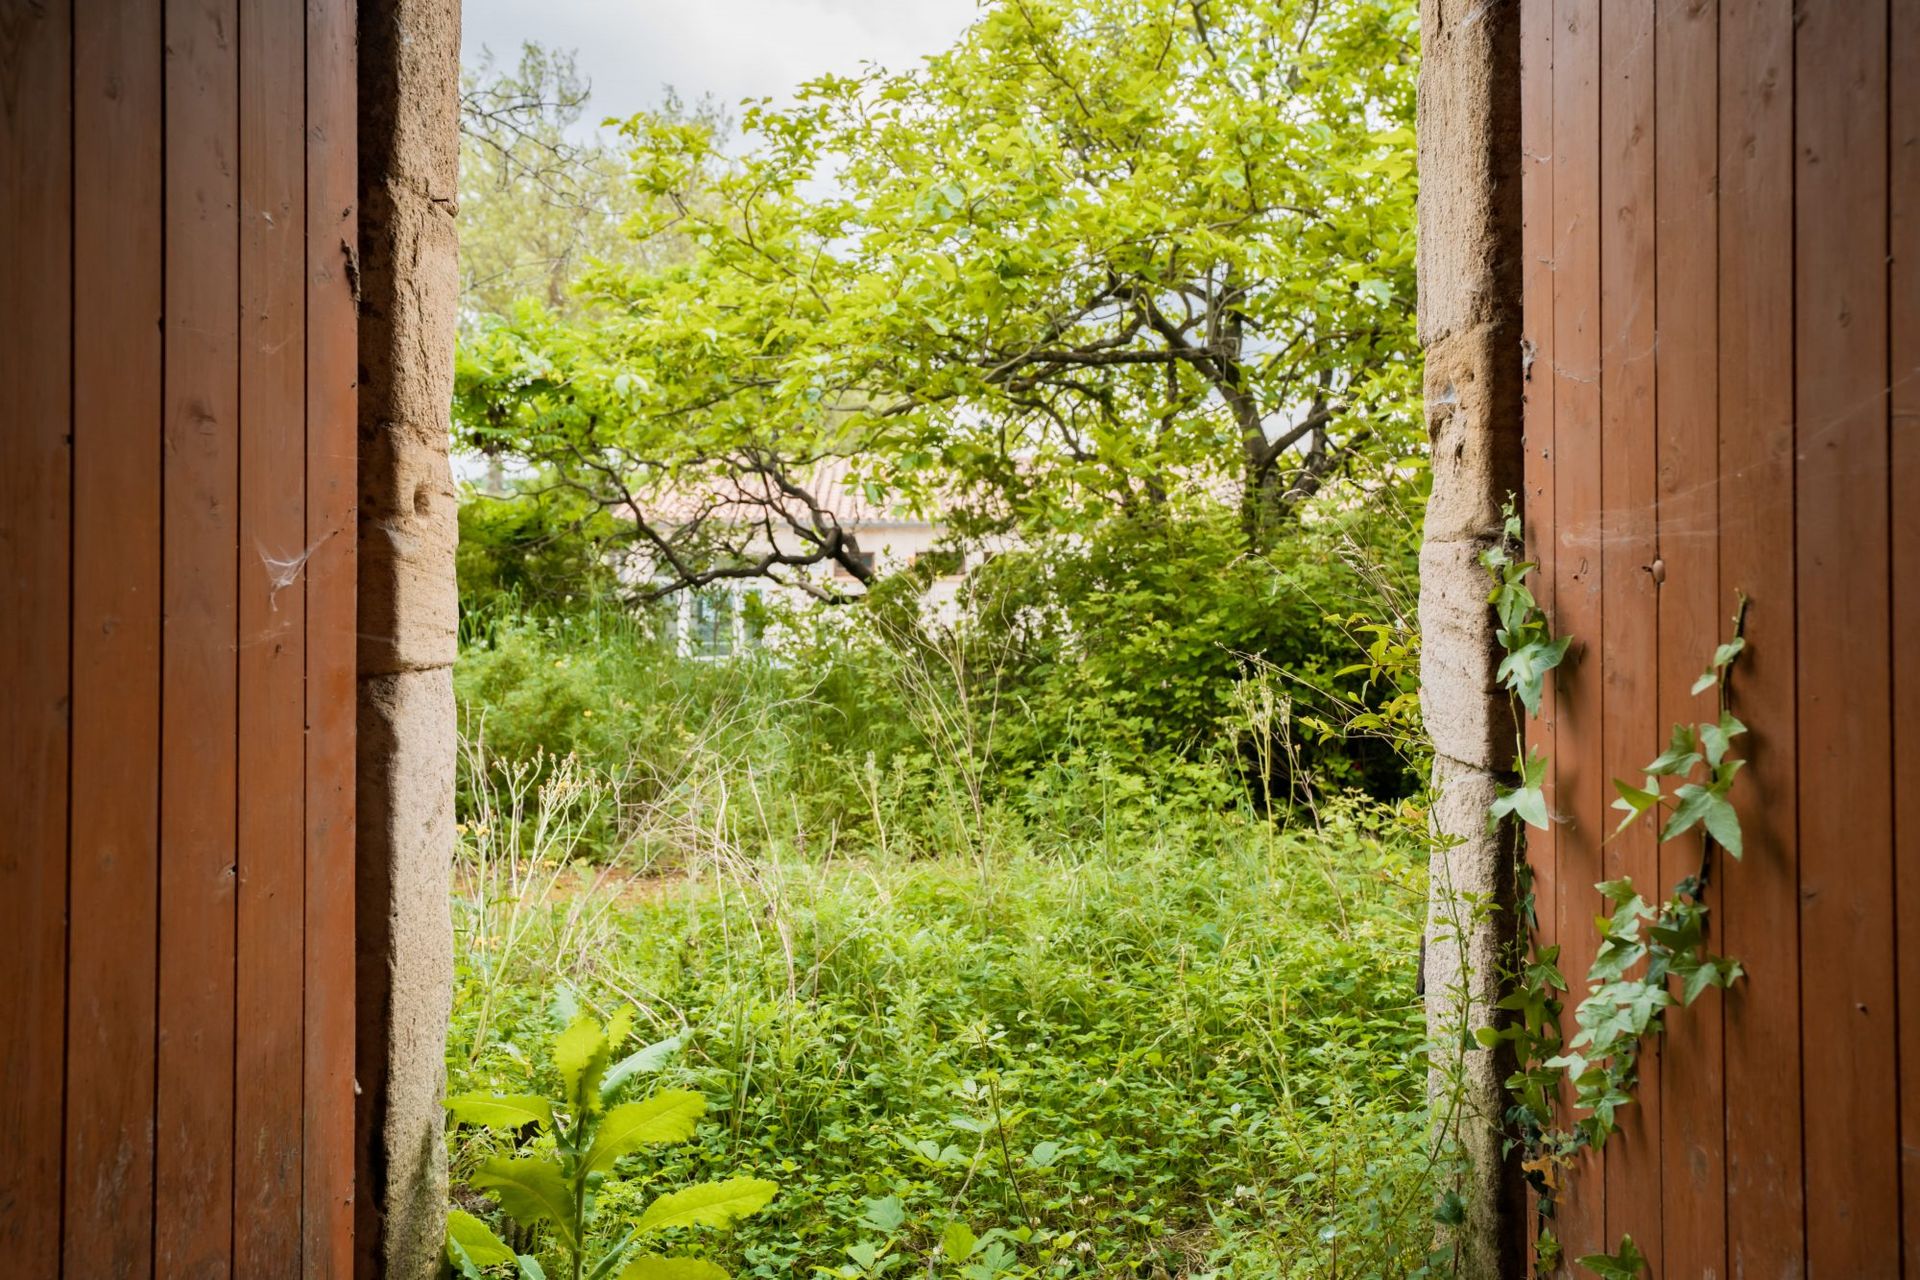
[859,1195,906,1233]
[585,1090,706,1173]
[637,1178,779,1234]
[518,1256,549,1280]
[552,1013,612,1113]
[941,1221,979,1261]
[1576,1234,1649,1279]
[443,1093,554,1133]
[1646,723,1701,776]
[447,1208,516,1267]
[1659,783,1719,845]
[602,1032,687,1101]
[1700,787,1743,858]
[1609,778,1658,837]
[1491,780,1549,831]
[618,1258,729,1280]
[473,1156,578,1247]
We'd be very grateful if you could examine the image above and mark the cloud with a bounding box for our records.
[462,0,981,126]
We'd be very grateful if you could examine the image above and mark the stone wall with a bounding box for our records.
[355,0,462,1274]
[1414,0,1526,1273]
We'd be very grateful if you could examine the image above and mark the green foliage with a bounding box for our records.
[447,746,1444,1277]
[458,487,630,625]
[455,0,1422,594]
[1575,1235,1648,1280]
[445,1009,778,1280]
[1479,503,1755,1269]
[954,498,1422,798]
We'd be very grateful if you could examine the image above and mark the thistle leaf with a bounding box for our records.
[585,1090,707,1173]
[636,1178,779,1235]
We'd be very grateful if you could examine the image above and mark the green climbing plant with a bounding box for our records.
[1476,502,1754,1278]
[443,1009,778,1280]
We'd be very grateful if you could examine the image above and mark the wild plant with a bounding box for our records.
[444,1008,777,1280]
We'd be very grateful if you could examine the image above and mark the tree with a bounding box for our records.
[459,44,723,325]
[455,0,1420,597]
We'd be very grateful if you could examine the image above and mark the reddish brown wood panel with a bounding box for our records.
[1794,3,1897,1274]
[1524,0,1917,1269]
[1548,0,1606,1259]
[1895,0,1920,1269]
[1715,0,1803,1270]
[158,0,244,1266]
[1518,0,1557,1250]
[1650,1,1724,1273]
[66,0,165,1272]
[0,0,73,1273]
[1595,0,1660,1247]
[0,0,359,1273]
[237,0,312,1266]
[306,0,362,1269]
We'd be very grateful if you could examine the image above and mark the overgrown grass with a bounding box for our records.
[445,725,1448,1277]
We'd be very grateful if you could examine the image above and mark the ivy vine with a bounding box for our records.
[1475,503,1753,1277]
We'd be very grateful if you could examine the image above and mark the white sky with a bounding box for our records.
[461,0,984,126]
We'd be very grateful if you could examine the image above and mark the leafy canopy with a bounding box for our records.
[455,0,1420,594]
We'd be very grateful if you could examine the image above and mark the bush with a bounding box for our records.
[446,745,1444,1279]
[954,499,1421,800]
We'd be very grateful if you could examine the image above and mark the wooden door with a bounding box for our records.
[1521,0,1920,1271]
[0,0,358,1273]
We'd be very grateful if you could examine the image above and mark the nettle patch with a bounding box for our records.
[1476,504,1752,1277]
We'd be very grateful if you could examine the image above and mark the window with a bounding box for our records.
[687,590,734,657]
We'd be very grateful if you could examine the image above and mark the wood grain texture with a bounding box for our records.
[65,0,164,1271]
[1792,1,1897,1274]
[235,0,311,1265]
[158,0,242,1270]
[1595,0,1661,1249]
[1889,0,1919,1271]
[1714,1,1804,1273]
[1549,0,1606,1257]
[0,0,73,1269]
[304,0,360,1268]
[1649,1,1725,1274]
[1518,0,1557,1258]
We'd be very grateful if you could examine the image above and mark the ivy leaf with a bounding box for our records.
[636,1178,780,1234]
[1699,713,1746,768]
[472,1156,578,1248]
[618,1259,730,1280]
[1609,777,1659,837]
[585,1090,707,1173]
[1645,724,1701,777]
[1701,780,1744,859]
[443,1093,554,1133]
[1576,1234,1649,1279]
[1497,635,1572,716]
[1661,783,1741,857]
[1492,747,1551,829]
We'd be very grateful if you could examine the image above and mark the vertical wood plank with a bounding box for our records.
[64,0,164,1271]
[1649,1,1725,1275]
[1518,1,1558,1258]
[1793,1,1898,1273]
[235,0,309,1266]
[0,0,73,1270]
[1716,1,1804,1272]
[158,0,242,1268]
[305,0,360,1267]
[1550,0,1606,1257]
[1595,0,1662,1251]
[1889,0,1920,1268]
